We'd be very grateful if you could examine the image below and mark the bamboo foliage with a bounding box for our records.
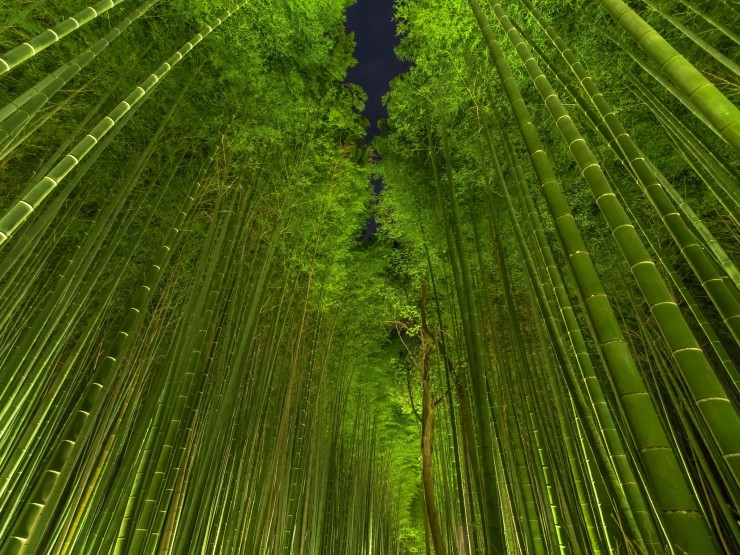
[0,0,737,552]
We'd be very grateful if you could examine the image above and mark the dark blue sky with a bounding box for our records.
[345,0,409,140]
[345,0,409,242]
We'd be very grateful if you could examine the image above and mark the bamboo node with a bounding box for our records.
[671,347,702,355]
[611,222,633,234]
[581,162,599,174]
[695,397,730,404]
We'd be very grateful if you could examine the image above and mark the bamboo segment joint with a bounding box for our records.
[612,222,633,234]
[630,260,654,271]
[595,192,616,202]
[620,391,649,399]
[672,347,702,354]
[569,137,586,148]
[650,300,677,309]
[582,162,599,173]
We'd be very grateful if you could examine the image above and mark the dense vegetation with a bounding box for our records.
[0,0,737,553]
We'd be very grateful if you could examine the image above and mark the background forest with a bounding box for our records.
[0,0,737,553]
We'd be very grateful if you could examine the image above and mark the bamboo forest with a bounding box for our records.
[1,0,739,553]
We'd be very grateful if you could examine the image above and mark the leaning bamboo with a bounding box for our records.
[0,1,248,249]
[492,0,740,501]
[0,145,217,553]
[598,0,740,154]
[0,0,128,76]
[675,0,740,45]
[640,0,740,77]
[0,0,158,156]
[468,1,721,551]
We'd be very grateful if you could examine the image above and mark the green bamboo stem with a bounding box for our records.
[0,0,158,156]
[0,0,127,76]
[494,74,665,553]
[0,2,246,248]
[469,1,721,551]
[640,0,740,77]
[427,113,507,553]
[675,0,740,45]
[0,146,216,553]
[598,0,740,153]
[492,0,740,507]
[481,113,598,551]
[520,0,740,312]
[627,73,740,224]
[616,179,740,397]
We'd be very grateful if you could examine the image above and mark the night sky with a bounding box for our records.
[345,0,410,240]
[345,0,410,141]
